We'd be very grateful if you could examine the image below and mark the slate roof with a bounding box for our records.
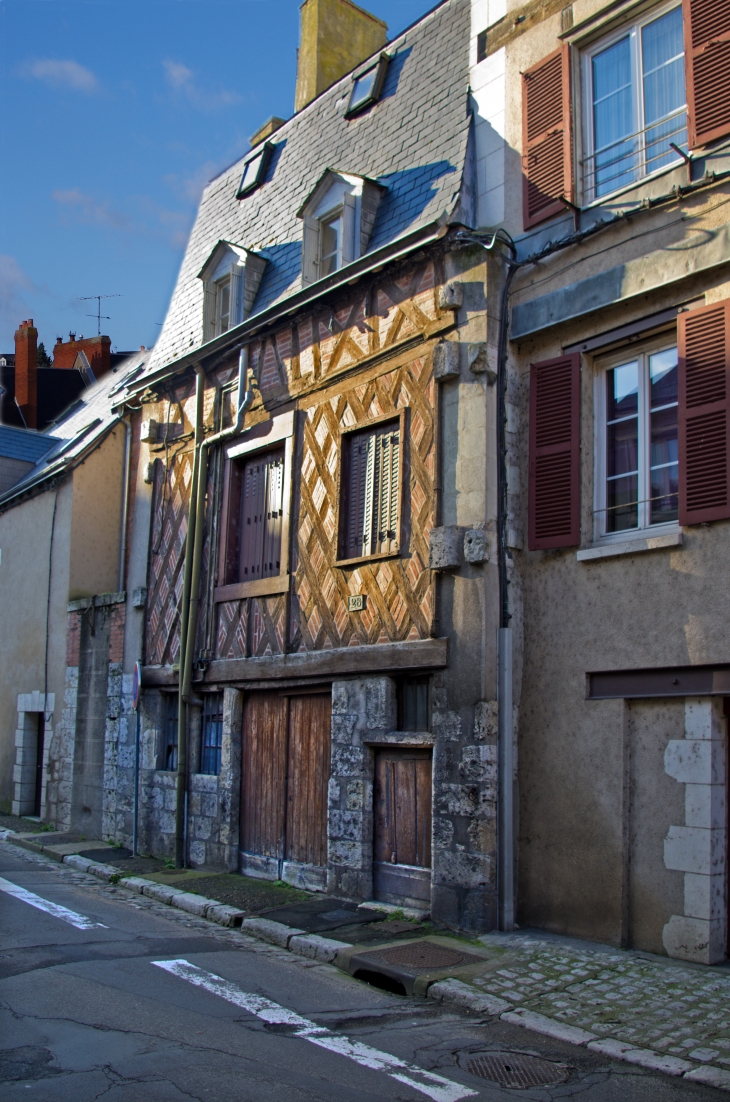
[144,0,471,378]
[0,425,60,463]
[0,351,147,508]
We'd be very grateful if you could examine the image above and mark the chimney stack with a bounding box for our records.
[294,0,387,112]
[53,333,111,379]
[14,319,38,429]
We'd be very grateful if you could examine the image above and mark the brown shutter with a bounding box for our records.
[522,44,573,230]
[218,458,242,585]
[528,354,580,550]
[678,300,730,524]
[684,0,730,148]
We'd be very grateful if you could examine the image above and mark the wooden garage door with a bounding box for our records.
[373,748,432,905]
[240,690,330,874]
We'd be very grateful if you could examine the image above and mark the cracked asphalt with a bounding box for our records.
[0,841,719,1101]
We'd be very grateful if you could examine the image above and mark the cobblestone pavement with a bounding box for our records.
[465,932,730,1086]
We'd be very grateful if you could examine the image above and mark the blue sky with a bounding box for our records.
[0,0,432,354]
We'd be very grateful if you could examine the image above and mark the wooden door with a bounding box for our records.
[285,694,330,868]
[240,690,330,879]
[373,748,432,905]
[240,692,288,867]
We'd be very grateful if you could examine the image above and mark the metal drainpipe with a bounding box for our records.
[175,368,205,867]
[118,416,132,593]
[173,351,254,868]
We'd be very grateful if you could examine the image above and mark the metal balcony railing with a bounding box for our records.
[580,109,688,203]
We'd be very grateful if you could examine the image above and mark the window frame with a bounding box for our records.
[579,0,687,205]
[345,53,389,118]
[215,411,294,602]
[334,408,406,568]
[199,692,224,776]
[318,206,344,277]
[161,692,179,772]
[236,142,273,199]
[593,329,681,543]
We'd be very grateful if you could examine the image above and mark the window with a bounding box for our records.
[198,241,267,344]
[298,171,384,286]
[339,419,401,561]
[598,339,678,535]
[163,693,179,771]
[346,54,389,117]
[236,142,272,199]
[397,676,430,731]
[582,4,687,200]
[200,693,223,775]
[221,447,285,584]
[319,213,342,277]
[215,276,231,334]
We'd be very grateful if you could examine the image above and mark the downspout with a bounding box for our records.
[174,350,254,867]
[118,417,132,593]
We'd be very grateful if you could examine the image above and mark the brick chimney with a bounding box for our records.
[294,0,387,112]
[53,333,111,379]
[14,319,38,429]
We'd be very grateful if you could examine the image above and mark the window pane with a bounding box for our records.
[218,281,230,332]
[642,7,686,171]
[608,416,639,477]
[607,362,639,420]
[240,150,264,193]
[164,694,179,772]
[200,693,223,775]
[607,472,639,531]
[320,217,340,275]
[650,462,679,523]
[351,67,377,110]
[592,35,636,195]
[650,405,678,468]
[649,347,678,407]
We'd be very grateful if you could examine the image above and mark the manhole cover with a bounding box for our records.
[379,943,466,969]
[465,1053,569,1089]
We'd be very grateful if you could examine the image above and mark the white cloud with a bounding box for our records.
[24,58,98,93]
[162,58,240,111]
[52,188,129,230]
[164,160,219,204]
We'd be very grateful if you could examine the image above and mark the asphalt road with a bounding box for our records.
[0,841,718,1101]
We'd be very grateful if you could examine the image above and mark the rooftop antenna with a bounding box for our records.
[79,293,121,336]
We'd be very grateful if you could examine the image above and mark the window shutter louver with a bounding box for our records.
[684,0,730,148]
[678,300,730,524]
[528,354,580,550]
[342,193,358,265]
[341,422,401,559]
[203,281,217,342]
[522,45,573,230]
[362,434,376,555]
[301,216,321,286]
[231,266,244,327]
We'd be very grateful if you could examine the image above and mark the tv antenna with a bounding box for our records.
[79,293,121,336]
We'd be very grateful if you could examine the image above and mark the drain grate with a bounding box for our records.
[379,942,466,969]
[465,1052,569,1089]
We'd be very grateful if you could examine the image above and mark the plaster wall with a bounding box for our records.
[69,427,125,600]
[0,484,71,810]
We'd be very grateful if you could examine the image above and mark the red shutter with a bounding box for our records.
[678,300,730,524]
[528,354,580,550]
[684,0,730,148]
[522,45,573,230]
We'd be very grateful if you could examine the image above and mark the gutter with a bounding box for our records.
[131,218,452,394]
[118,417,132,592]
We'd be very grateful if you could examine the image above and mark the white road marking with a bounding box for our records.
[0,876,107,930]
[153,959,477,1102]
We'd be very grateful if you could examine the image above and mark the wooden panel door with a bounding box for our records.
[285,693,331,868]
[373,748,432,905]
[240,692,288,861]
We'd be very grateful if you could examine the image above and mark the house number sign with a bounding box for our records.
[347,594,366,612]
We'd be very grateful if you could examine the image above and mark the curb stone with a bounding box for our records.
[2,833,729,1092]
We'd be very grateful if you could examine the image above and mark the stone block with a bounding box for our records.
[188,841,206,865]
[329,839,364,866]
[329,810,362,841]
[142,882,178,904]
[281,862,327,892]
[685,698,725,740]
[365,678,395,730]
[433,849,493,888]
[428,978,512,1015]
[170,891,214,917]
[467,343,495,380]
[288,934,350,963]
[345,780,366,810]
[63,854,94,872]
[463,528,489,563]
[459,744,497,782]
[242,917,304,947]
[664,739,725,785]
[432,341,460,380]
[331,745,365,776]
[663,825,725,874]
[437,281,463,308]
[684,873,725,921]
[433,817,454,847]
[429,526,463,570]
[120,876,150,894]
[662,913,726,964]
[330,714,358,744]
[87,862,120,882]
[685,783,725,829]
[206,904,245,927]
[473,701,498,743]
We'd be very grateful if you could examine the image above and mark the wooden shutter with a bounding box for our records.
[231,265,244,327]
[375,426,400,553]
[342,192,358,264]
[678,300,730,524]
[684,0,730,148]
[522,44,573,230]
[239,448,284,579]
[218,458,243,585]
[203,281,217,342]
[343,431,370,559]
[301,216,320,286]
[528,354,580,550]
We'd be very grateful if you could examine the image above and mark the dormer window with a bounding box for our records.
[236,142,273,199]
[298,169,384,287]
[198,240,267,343]
[346,53,389,117]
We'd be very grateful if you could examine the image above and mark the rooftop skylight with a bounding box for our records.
[346,54,389,118]
[236,142,273,199]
